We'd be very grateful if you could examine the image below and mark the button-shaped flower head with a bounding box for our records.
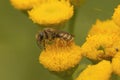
[39,38,82,72]
[28,0,74,26]
[75,60,112,80]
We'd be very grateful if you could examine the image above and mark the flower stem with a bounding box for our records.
[68,8,78,34]
[62,76,73,80]
[21,10,28,16]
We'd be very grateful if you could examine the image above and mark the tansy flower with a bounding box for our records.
[75,60,112,80]
[112,52,120,76]
[28,0,73,26]
[39,39,82,72]
[81,34,120,61]
[10,0,46,10]
[112,5,120,26]
[88,19,120,36]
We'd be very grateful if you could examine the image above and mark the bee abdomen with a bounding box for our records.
[57,32,74,42]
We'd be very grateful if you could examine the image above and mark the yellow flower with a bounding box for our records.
[75,60,112,80]
[112,52,120,76]
[81,34,120,61]
[88,19,120,36]
[10,0,46,10]
[28,0,73,26]
[112,5,120,26]
[39,39,82,72]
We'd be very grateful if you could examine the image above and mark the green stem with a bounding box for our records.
[52,72,74,80]
[68,8,78,34]
[62,76,73,80]
[50,69,75,80]
[21,10,28,16]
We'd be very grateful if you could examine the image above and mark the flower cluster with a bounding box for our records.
[10,0,120,80]
[10,0,84,79]
[76,4,120,80]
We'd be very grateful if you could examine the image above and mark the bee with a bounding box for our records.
[36,28,74,49]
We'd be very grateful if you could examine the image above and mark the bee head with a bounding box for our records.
[36,32,44,42]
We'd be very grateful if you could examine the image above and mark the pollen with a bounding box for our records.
[88,19,120,36]
[75,60,112,80]
[112,5,120,26]
[28,0,73,25]
[39,39,82,72]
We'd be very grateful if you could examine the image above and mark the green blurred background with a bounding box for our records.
[0,0,120,80]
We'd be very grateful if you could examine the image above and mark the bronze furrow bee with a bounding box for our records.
[35,28,74,49]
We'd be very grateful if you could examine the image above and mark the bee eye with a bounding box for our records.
[39,33,44,40]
